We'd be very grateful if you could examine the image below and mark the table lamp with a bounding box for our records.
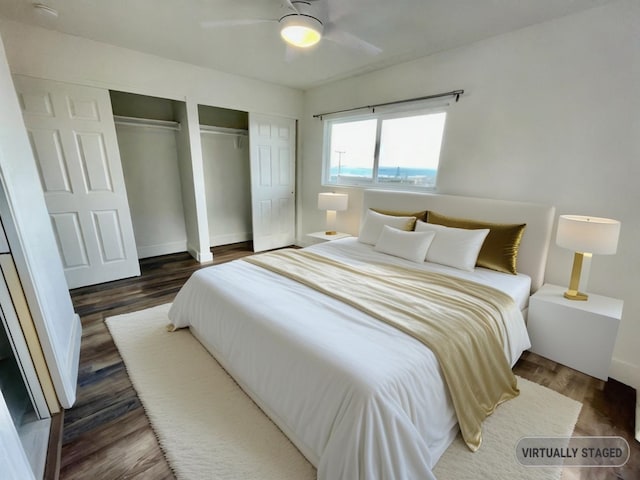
[556,214,621,301]
[318,192,348,235]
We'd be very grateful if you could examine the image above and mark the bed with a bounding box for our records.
[168,190,555,480]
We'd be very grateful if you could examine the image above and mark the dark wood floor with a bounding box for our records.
[60,242,638,479]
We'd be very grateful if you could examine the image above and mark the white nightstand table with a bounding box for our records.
[306,231,351,242]
[527,283,623,381]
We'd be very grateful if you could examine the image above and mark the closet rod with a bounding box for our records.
[113,115,181,131]
[199,125,248,137]
[312,89,464,119]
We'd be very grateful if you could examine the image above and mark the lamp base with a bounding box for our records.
[564,289,589,301]
[325,230,337,235]
[564,252,590,301]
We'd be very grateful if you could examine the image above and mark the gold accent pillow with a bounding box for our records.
[372,209,428,230]
[427,211,526,274]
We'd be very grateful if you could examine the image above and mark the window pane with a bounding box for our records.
[378,113,446,187]
[328,119,377,183]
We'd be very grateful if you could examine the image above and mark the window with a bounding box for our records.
[323,109,447,189]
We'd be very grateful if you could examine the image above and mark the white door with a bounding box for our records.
[249,113,296,252]
[1,41,81,408]
[13,76,140,288]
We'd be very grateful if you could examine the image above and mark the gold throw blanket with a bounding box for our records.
[244,249,519,451]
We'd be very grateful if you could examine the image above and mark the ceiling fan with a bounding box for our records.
[201,0,381,55]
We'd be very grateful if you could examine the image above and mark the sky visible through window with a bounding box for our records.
[328,112,446,186]
[330,119,377,176]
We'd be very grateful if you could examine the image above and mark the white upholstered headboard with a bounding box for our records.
[362,190,555,293]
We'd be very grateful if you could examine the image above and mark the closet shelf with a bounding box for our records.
[113,115,181,131]
[199,125,248,137]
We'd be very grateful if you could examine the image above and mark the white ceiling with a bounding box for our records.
[0,0,613,90]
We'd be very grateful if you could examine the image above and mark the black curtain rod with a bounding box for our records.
[312,89,464,119]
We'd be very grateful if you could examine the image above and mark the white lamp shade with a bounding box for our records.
[318,192,348,212]
[556,215,621,255]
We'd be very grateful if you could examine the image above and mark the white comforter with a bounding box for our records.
[168,238,531,479]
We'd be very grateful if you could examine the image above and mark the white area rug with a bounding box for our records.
[106,303,582,480]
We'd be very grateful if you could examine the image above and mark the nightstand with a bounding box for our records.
[306,231,351,242]
[527,283,623,381]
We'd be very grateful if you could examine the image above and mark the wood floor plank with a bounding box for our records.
[60,242,638,479]
[61,417,172,480]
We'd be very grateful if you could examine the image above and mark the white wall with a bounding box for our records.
[202,133,252,246]
[300,0,640,387]
[116,124,188,258]
[0,20,303,118]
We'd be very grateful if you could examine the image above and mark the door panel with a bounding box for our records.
[28,129,71,193]
[17,89,54,117]
[67,96,100,120]
[50,213,89,268]
[249,114,296,252]
[93,210,126,262]
[13,76,140,288]
[278,146,291,185]
[77,132,113,192]
[259,200,273,234]
[258,146,272,186]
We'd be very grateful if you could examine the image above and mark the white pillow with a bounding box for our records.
[374,225,436,263]
[415,220,490,271]
[358,210,416,245]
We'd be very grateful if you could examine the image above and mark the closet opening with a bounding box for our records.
[109,91,189,260]
[198,104,252,248]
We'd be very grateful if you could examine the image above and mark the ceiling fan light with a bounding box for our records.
[280,15,323,48]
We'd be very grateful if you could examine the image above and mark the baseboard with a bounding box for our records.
[137,241,188,259]
[187,245,213,263]
[210,232,252,247]
[609,357,640,390]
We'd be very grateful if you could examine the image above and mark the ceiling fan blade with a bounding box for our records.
[284,44,301,63]
[324,26,382,56]
[283,0,300,14]
[325,0,348,24]
[200,18,276,28]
